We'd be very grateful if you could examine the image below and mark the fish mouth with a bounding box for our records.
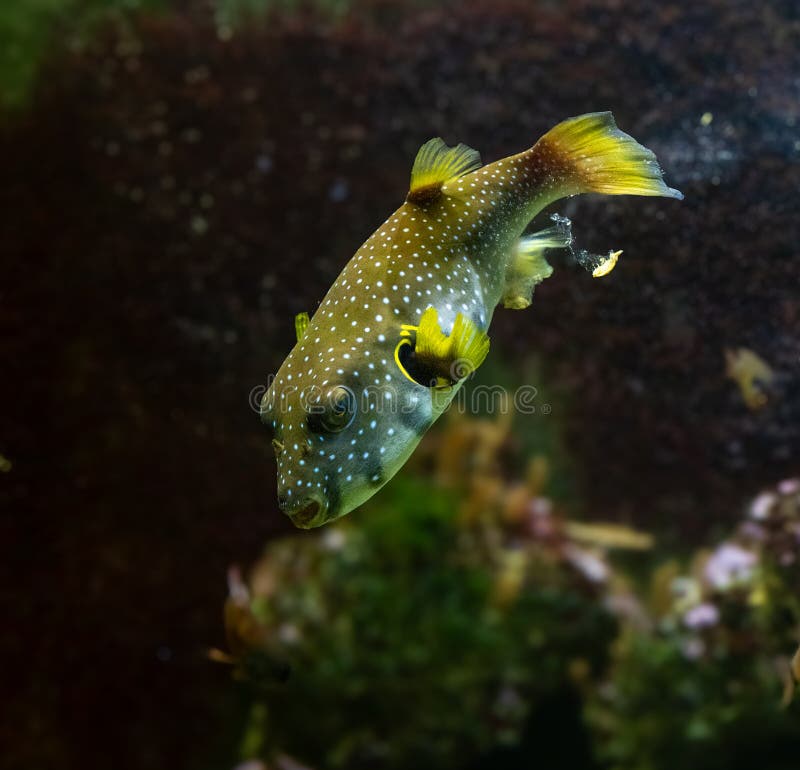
[282,495,328,529]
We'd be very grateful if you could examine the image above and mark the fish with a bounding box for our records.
[261,112,682,527]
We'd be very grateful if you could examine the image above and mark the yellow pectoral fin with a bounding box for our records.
[414,307,490,382]
[502,225,569,310]
[295,312,310,342]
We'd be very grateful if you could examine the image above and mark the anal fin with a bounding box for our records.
[501,220,572,309]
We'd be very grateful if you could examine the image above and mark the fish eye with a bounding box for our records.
[307,385,356,434]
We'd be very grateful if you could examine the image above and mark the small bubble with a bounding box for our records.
[255,155,273,174]
[190,215,208,235]
[328,178,350,203]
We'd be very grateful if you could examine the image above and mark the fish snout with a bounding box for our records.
[278,492,328,529]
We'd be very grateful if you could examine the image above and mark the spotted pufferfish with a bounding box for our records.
[262,112,682,528]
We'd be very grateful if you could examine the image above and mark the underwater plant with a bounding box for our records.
[586,478,800,770]
[219,411,645,769]
[220,410,800,770]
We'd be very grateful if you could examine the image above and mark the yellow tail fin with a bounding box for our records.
[535,112,682,199]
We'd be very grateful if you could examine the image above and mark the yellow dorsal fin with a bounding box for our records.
[294,312,309,342]
[407,138,481,206]
[414,307,490,382]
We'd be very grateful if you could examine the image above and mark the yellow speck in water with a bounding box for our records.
[592,249,622,278]
[700,112,713,126]
[725,347,775,411]
[0,454,12,472]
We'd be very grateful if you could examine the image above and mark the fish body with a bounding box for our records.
[262,112,682,527]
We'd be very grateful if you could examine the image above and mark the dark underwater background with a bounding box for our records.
[2,1,800,768]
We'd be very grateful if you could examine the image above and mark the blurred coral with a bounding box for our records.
[216,412,668,769]
[217,411,639,768]
[586,477,800,770]
[218,445,800,769]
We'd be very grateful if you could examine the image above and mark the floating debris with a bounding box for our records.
[550,213,624,278]
[591,249,622,278]
[725,347,775,410]
[573,246,622,278]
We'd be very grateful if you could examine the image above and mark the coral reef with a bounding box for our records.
[587,478,800,770]
[219,416,800,769]
[220,413,641,768]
